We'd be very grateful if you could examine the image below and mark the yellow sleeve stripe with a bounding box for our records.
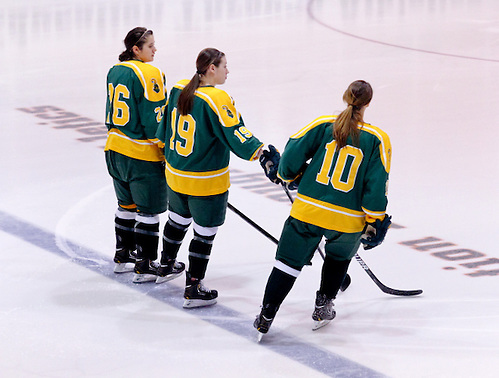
[362,207,386,217]
[277,171,301,183]
[290,115,337,139]
[362,207,387,224]
[249,144,265,161]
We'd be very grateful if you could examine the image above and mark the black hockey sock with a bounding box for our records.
[115,216,136,252]
[160,219,189,265]
[186,231,215,282]
[262,267,297,317]
[319,256,351,299]
[135,220,160,261]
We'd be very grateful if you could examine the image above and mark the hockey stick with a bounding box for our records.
[353,254,422,296]
[282,185,423,297]
[227,201,350,291]
[227,202,278,245]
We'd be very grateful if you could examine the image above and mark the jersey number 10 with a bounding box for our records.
[316,141,363,193]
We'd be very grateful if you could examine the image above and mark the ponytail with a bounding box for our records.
[119,50,135,62]
[178,73,202,116]
[177,48,225,116]
[333,80,373,149]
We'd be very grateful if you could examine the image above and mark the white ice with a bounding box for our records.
[1,1,498,377]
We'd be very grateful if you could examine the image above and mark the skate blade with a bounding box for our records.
[183,298,217,308]
[132,273,157,283]
[155,271,184,284]
[256,332,264,343]
[114,263,135,273]
[312,319,331,331]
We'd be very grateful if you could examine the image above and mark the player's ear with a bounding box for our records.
[207,63,216,74]
[132,45,141,57]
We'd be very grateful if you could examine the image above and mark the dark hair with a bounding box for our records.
[333,80,373,149]
[118,27,153,62]
[177,48,225,116]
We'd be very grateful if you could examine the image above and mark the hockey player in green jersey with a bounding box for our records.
[254,80,392,338]
[156,47,277,308]
[105,27,185,284]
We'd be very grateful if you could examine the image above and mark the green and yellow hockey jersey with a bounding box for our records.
[105,60,167,162]
[156,79,264,196]
[278,115,391,233]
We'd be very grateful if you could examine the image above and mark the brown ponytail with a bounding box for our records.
[178,48,225,116]
[334,80,373,149]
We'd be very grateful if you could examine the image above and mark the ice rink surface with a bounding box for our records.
[1,0,499,377]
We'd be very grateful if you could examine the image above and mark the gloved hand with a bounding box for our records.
[283,175,301,191]
[259,145,282,184]
[360,214,392,250]
[282,162,308,191]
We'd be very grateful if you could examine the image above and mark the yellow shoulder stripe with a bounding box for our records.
[359,123,392,173]
[117,61,166,102]
[290,115,337,139]
[172,81,240,128]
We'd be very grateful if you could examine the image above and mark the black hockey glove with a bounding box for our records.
[283,162,308,191]
[259,145,282,184]
[284,175,301,191]
[360,214,392,250]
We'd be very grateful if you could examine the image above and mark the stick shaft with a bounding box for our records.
[227,202,279,245]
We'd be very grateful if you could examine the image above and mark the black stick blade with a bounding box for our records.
[355,254,423,297]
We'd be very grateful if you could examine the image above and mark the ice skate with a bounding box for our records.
[312,291,335,331]
[183,274,218,308]
[113,248,137,273]
[254,313,274,342]
[156,260,185,284]
[132,259,160,283]
[253,304,278,342]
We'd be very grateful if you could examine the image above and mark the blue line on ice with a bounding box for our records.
[0,209,386,378]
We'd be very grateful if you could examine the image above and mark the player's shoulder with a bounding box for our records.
[290,115,336,139]
[173,79,190,90]
[111,61,163,86]
[359,122,390,144]
[196,85,232,103]
[115,60,158,73]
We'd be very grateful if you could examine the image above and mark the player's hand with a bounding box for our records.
[361,214,392,250]
[259,145,282,184]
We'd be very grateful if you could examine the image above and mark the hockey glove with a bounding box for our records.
[259,145,282,184]
[284,175,301,191]
[283,162,308,191]
[360,214,392,250]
